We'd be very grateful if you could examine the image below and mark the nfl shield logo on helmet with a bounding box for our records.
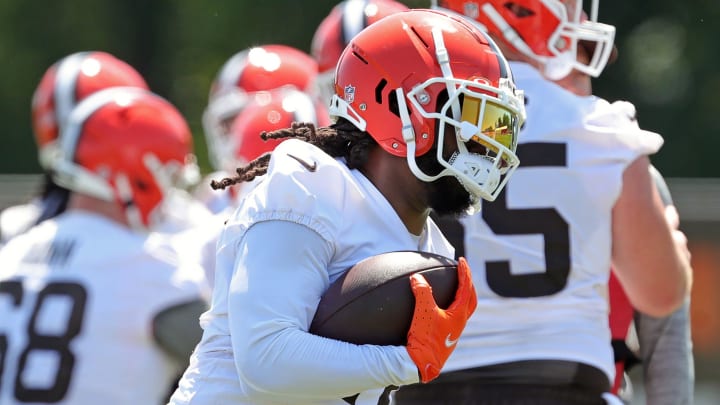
[343,85,355,103]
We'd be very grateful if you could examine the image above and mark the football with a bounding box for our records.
[310,250,458,346]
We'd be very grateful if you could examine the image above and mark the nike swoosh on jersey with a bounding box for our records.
[445,333,458,348]
[287,153,318,172]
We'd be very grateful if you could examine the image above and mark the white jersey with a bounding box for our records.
[171,139,454,404]
[0,199,42,245]
[0,186,212,245]
[159,215,224,295]
[193,171,236,215]
[155,188,216,234]
[444,62,663,382]
[180,171,267,288]
[0,211,208,405]
[193,171,264,217]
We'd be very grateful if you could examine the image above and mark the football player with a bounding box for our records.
[310,0,409,107]
[198,86,331,216]
[0,51,149,246]
[197,44,320,213]
[544,29,695,401]
[187,87,331,287]
[0,88,209,404]
[169,9,525,404]
[0,51,209,246]
[390,1,693,404]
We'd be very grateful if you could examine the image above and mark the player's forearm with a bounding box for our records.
[234,327,418,401]
[612,156,689,316]
[228,220,419,400]
[636,297,694,405]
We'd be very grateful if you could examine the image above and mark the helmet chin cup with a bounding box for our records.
[449,151,501,200]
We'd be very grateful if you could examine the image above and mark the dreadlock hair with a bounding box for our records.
[210,118,377,190]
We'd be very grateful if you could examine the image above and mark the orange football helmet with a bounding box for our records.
[202,45,318,171]
[434,0,616,80]
[52,87,195,230]
[329,9,525,202]
[311,0,409,106]
[31,51,149,169]
[230,88,331,167]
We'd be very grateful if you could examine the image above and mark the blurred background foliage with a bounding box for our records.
[0,0,717,177]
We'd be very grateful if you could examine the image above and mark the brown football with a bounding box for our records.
[310,251,459,346]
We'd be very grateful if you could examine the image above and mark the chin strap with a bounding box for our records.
[51,153,115,203]
[396,88,436,184]
[114,172,144,231]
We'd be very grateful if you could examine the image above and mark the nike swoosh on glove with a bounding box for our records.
[405,257,478,383]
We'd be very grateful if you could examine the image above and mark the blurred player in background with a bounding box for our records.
[0,51,149,246]
[169,9,526,404]
[0,88,209,404]
[390,1,693,404]
[310,0,409,107]
[197,44,320,214]
[176,87,331,287]
[174,46,329,297]
[0,51,210,246]
[525,9,696,397]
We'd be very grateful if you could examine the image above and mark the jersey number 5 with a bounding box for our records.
[0,280,87,402]
[482,143,570,298]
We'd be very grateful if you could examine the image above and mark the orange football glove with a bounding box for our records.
[405,257,478,383]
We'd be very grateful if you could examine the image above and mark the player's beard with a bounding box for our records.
[415,148,473,217]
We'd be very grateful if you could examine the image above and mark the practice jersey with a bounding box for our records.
[159,215,223,294]
[0,211,208,404]
[0,199,42,246]
[154,188,216,234]
[170,139,454,404]
[193,171,264,217]
[444,62,663,382]
[193,171,236,215]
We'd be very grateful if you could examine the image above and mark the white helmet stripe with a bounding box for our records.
[341,0,368,46]
[215,49,250,96]
[286,91,318,125]
[54,52,90,133]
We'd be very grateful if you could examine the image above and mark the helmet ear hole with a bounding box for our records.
[135,180,149,192]
[504,2,535,18]
[374,79,387,104]
[432,89,451,140]
[387,90,411,119]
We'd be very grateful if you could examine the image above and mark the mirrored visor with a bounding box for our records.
[460,97,519,158]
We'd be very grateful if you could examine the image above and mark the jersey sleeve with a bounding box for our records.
[583,99,664,160]
[227,139,354,243]
[228,220,419,402]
